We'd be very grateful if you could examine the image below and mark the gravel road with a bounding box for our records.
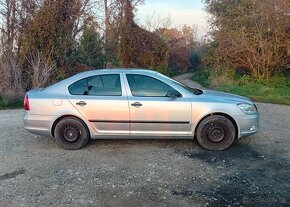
[0,74,289,207]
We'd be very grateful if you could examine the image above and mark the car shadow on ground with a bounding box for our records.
[88,139,290,206]
[173,143,290,207]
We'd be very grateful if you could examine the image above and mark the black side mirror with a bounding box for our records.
[166,89,181,98]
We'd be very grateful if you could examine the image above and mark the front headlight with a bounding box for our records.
[237,103,257,115]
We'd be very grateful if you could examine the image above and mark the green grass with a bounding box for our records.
[0,97,23,110]
[190,70,210,87]
[192,70,290,105]
[214,83,290,105]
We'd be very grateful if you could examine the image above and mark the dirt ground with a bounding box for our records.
[0,75,289,207]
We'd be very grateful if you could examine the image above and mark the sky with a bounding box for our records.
[136,0,210,40]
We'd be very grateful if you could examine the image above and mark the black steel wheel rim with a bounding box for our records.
[62,125,80,143]
[206,124,225,143]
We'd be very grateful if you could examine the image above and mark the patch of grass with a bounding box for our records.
[215,83,290,105]
[192,70,290,105]
[0,92,24,110]
[0,98,23,109]
[192,70,210,87]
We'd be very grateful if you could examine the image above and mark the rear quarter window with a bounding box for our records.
[68,78,88,95]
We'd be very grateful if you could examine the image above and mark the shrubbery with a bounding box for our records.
[192,69,290,105]
[0,90,24,109]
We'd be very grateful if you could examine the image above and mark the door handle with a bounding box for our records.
[131,102,142,107]
[76,101,87,106]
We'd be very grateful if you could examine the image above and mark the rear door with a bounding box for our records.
[66,74,130,135]
[125,74,191,137]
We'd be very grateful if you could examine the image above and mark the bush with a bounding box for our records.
[208,66,235,87]
[192,70,210,86]
[0,90,24,109]
[192,67,290,105]
[237,75,253,86]
[267,75,286,88]
[237,74,286,88]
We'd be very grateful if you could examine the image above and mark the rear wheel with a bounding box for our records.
[54,117,90,150]
[196,115,236,151]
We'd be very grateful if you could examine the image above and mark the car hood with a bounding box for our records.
[198,89,252,104]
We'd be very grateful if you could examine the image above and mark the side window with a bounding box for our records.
[68,78,88,95]
[68,74,122,96]
[88,74,122,96]
[126,74,172,97]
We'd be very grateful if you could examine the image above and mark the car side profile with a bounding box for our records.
[24,69,259,150]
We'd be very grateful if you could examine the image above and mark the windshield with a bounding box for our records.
[158,74,203,95]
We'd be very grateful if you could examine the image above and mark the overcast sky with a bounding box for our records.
[136,0,209,39]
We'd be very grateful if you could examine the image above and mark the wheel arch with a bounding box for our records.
[51,115,91,138]
[194,112,239,139]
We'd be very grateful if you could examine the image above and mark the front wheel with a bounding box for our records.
[196,115,236,151]
[54,117,90,150]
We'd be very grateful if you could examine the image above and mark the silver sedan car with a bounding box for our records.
[24,69,259,150]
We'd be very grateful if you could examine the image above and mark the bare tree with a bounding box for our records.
[0,1,20,94]
[103,0,144,66]
[72,0,103,40]
[0,0,18,52]
[0,0,39,93]
[205,0,289,80]
[0,51,22,92]
[27,52,56,88]
[142,12,172,31]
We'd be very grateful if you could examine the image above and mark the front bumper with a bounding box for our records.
[235,113,259,138]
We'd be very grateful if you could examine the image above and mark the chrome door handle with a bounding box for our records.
[76,101,87,106]
[131,102,142,107]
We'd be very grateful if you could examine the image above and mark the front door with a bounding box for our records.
[125,74,191,137]
[67,74,130,135]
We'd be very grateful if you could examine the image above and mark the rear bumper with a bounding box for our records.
[235,113,259,138]
[24,113,56,137]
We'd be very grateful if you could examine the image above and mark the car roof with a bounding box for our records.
[77,68,158,76]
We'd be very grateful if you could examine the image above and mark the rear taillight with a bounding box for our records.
[24,94,30,111]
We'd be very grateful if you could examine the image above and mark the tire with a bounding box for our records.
[54,117,90,150]
[196,115,236,151]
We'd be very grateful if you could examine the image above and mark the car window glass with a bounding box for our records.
[87,74,122,96]
[68,74,122,96]
[126,74,172,97]
[68,78,88,95]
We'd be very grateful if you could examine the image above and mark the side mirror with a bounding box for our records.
[166,89,181,98]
